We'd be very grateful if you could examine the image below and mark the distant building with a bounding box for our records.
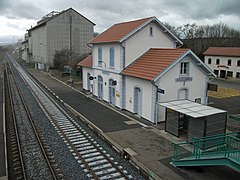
[21,33,29,62]
[203,47,240,78]
[28,7,95,70]
[79,17,215,124]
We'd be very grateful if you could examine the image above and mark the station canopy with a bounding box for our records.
[159,100,226,118]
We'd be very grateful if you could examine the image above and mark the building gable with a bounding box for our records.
[89,17,182,46]
[153,50,216,82]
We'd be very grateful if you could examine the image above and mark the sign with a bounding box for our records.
[175,76,193,82]
[208,83,218,91]
[113,80,117,86]
[217,65,229,69]
[157,88,165,94]
[89,76,94,80]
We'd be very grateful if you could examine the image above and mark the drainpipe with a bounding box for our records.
[152,81,159,124]
[120,43,126,109]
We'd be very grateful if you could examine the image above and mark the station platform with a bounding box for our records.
[0,55,7,179]
[27,68,240,180]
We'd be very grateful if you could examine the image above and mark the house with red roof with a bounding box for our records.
[203,47,240,78]
[79,17,215,123]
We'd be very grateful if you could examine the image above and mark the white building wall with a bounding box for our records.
[92,69,123,108]
[124,22,176,67]
[125,76,153,122]
[157,55,208,121]
[204,55,240,78]
[82,67,93,91]
[92,44,121,71]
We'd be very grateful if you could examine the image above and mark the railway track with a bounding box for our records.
[7,55,136,179]
[5,62,27,180]
[6,55,64,179]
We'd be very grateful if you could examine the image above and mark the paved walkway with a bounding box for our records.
[27,68,240,180]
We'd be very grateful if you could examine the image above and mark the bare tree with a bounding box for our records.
[53,49,70,70]
[163,22,181,38]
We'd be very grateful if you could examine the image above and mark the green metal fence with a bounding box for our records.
[172,132,240,167]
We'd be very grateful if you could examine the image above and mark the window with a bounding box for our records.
[237,60,240,67]
[149,26,153,36]
[180,62,189,75]
[109,48,114,68]
[227,71,233,77]
[98,48,102,66]
[236,72,240,78]
[216,59,220,65]
[208,58,212,64]
[214,69,219,76]
[227,59,232,66]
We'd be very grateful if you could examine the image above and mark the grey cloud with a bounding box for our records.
[0,0,45,20]
[217,0,240,16]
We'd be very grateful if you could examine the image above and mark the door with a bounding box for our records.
[134,87,142,116]
[220,70,226,78]
[178,88,188,100]
[109,79,115,105]
[87,73,90,91]
[98,76,103,99]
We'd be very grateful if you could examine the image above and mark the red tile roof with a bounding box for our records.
[89,17,154,44]
[203,47,240,57]
[122,48,189,81]
[78,54,92,67]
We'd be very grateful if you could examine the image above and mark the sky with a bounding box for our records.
[0,0,240,44]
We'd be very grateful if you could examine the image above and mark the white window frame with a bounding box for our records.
[180,62,189,76]
[98,48,102,67]
[149,26,153,37]
[109,47,115,68]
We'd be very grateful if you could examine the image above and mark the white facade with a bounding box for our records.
[204,55,240,78]
[81,17,213,123]
[125,76,153,120]
[29,8,94,69]
[124,22,176,66]
[156,55,209,122]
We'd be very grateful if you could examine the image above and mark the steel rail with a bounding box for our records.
[6,58,60,180]
[23,63,130,180]
[5,63,27,180]
[29,77,129,179]
[8,55,130,179]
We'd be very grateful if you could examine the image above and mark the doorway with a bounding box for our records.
[97,76,103,99]
[133,87,142,116]
[220,70,226,78]
[87,73,90,91]
[109,79,115,105]
[178,88,188,100]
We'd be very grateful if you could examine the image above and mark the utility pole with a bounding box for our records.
[69,14,73,80]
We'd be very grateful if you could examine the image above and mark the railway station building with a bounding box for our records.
[79,17,223,132]
[203,47,240,79]
[28,8,95,70]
